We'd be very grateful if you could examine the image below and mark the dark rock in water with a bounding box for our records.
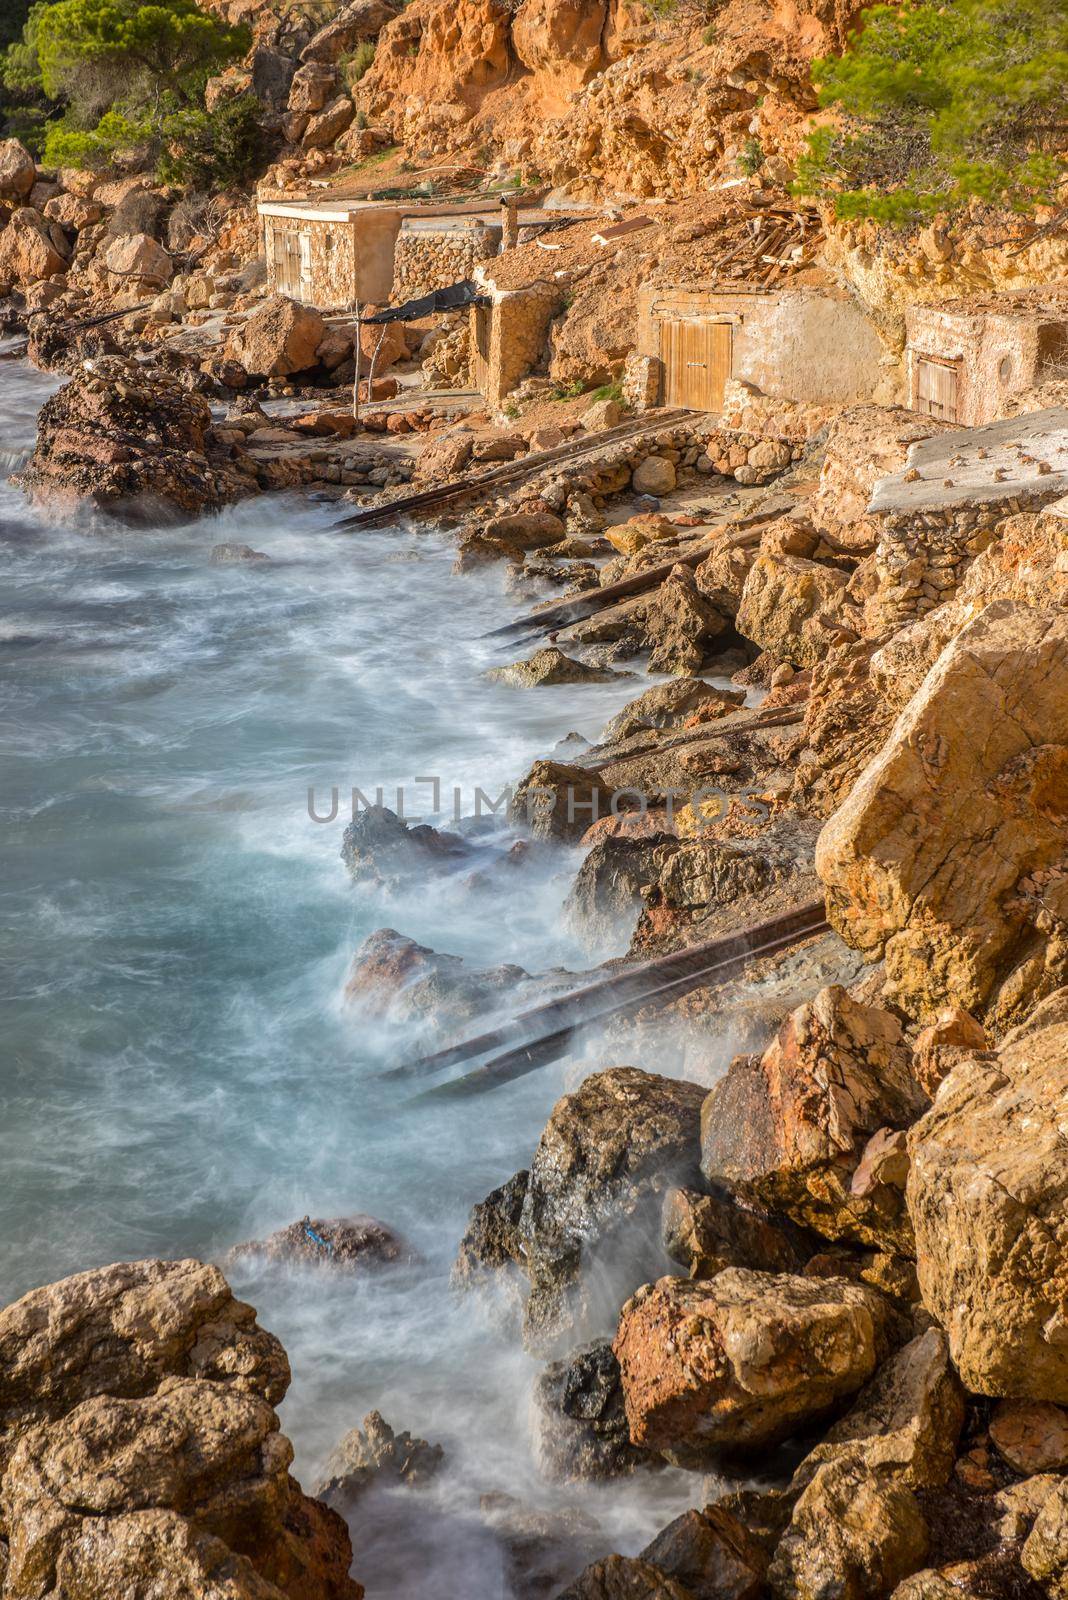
[640,1505,769,1600]
[345,927,527,1030]
[487,647,622,688]
[13,356,251,518]
[533,1341,653,1482]
[661,1186,812,1280]
[452,1169,529,1291]
[340,803,469,885]
[228,1213,410,1271]
[555,1553,693,1599]
[519,1067,706,1355]
[315,1411,444,1509]
[478,1491,603,1600]
[211,542,270,564]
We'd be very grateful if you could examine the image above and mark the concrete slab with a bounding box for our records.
[868,407,1068,516]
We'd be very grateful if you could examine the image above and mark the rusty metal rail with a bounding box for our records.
[388,897,829,1099]
[334,409,695,531]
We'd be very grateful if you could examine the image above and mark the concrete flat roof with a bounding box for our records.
[869,407,1068,516]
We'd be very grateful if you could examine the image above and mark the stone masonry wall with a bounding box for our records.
[392,225,499,301]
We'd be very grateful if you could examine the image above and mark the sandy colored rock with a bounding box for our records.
[556,1554,694,1600]
[0,1258,358,1600]
[816,601,1068,1026]
[104,231,173,286]
[911,1005,987,1097]
[701,986,925,1252]
[302,94,355,149]
[510,758,616,842]
[302,0,398,62]
[633,455,677,497]
[661,1186,810,1281]
[519,1067,705,1354]
[0,207,68,284]
[643,566,729,675]
[487,647,619,686]
[599,677,743,744]
[614,1268,902,1464]
[315,1410,443,1508]
[641,1504,768,1600]
[44,191,102,230]
[906,987,1068,1400]
[0,137,35,199]
[1022,1476,1068,1596]
[287,60,338,114]
[226,294,327,379]
[990,1399,1068,1474]
[736,552,851,669]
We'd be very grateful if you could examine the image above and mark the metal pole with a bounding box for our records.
[351,298,361,423]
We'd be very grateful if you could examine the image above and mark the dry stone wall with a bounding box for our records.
[392,225,499,300]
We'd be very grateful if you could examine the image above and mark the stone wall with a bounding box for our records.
[392,223,499,301]
[905,304,1068,426]
[473,277,564,407]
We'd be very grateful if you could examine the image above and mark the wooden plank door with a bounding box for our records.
[660,319,732,412]
[914,355,959,421]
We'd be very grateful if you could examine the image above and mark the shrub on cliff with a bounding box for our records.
[2,0,250,176]
[796,0,1068,224]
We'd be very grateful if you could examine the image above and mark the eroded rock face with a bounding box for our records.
[565,833,678,949]
[0,1258,360,1600]
[906,988,1068,1402]
[13,358,248,519]
[701,986,926,1253]
[613,1268,903,1464]
[642,566,729,676]
[556,1553,693,1600]
[519,1067,706,1354]
[226,294,327,379]
[736,553,851,670]
[816,602,1068,1027]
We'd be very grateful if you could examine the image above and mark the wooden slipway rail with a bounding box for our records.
[386,898,829,1100]
[334,409,695,531]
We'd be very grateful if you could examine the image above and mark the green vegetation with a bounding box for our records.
[339,39,374,90]
[701,23,717,45]
[589,380,624,403]
[551,378,587,401]
[2,0,252,177]
[739,136,764,175]
[795,0,1068,224]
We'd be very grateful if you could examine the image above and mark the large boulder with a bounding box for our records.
[517,1067,706,1353]
[642,566,729,675]
[613,1268,903,1464]
[302,0,398,63]
[103,231,173,288]
[906,988,1068,1401]
[287,60,339,114]
[13,358,249,519]
[511,0,605,88]
[226,294,327,379]
[0,206,68,284]
[0,137,35,200]
[0,1258,359,1600]
[736,553,851,669]
[816,602,1068,1027]
[487,647,619,687]
[302,94,354,150]
[598,678,744,746]
[701,986,926,1252]
[768,1330,965,1600]
[661,1187,811,1280]
[340,804,468,885]
[640,1506,768,1600]
[343,927,526,1029]
[533,1341,649,1482]
[510,758,616,842]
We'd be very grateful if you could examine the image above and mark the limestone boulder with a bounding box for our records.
[906,988,1068,1401]
[661,1186,811,1281]
[287,60,339,114]
[461,508,567,562]
[343,927,525,1028]
[0,207,68,284]
[633,455,677,497]
[641,1505,769,1600]
[990,1399,1068,1474]
[642,566,730,675]
[510,758,615,842]
[104,231,173,287]
[0,137,35,200]
[302,94,354,150]
[226,294,327,378]
[613,1268,903,1464]
[694,537,758,617]
[701,986,926,1253]
[1022,1477,1068,1596]
[0,1258,359,1600]
[598,677,744,745]
[487,647,619,687]
[518,1067,706,1354]
[302,0,399,63]
[512,0,606,88]
[816,602,1068,1026]
[44,191,102,231]
[736,553,851,669]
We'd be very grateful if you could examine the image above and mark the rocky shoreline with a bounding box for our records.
[3,310,1067,1600]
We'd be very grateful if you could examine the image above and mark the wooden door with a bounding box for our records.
[272,225,304,299]
[660,319,732,412]
[914,355,959,421]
